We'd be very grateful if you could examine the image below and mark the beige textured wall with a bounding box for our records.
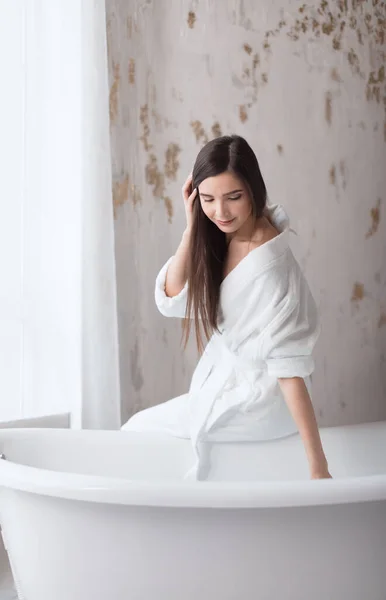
[106,0,386,427]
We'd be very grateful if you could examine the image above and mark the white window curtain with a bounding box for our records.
[0,0,120,429]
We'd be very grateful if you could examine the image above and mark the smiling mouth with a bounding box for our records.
[217,218,235,226]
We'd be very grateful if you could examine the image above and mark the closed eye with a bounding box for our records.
[202,194,242,202]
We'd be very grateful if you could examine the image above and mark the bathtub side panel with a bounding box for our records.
[0,490,385,600]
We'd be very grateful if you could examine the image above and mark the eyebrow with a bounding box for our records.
[199,189,243,198]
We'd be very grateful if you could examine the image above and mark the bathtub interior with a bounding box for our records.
[0,421,385,482]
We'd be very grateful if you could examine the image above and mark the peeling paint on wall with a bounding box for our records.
[127,15,139,39]
[164,143,181,180]
[187,11,196,29]
[239,105,248,122]
[139,104,153,152]
[366,198,381,238]
[145,154,165,198]
[113,174,142,218]
[351,282,365,303]
[163,196,174,223]
[109,62,120,125]
[331,67,342,82]
[139,102,177,222]
[128,58,135,84]
[212,122,222,138]
[263,0,386,145]
[113,174,129,217]
[190,120,208,144]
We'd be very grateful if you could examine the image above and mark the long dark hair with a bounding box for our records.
[182,135,267,352]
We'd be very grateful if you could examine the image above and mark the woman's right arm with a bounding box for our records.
[164,174,197,298]
[164,229,191,297]
[154,174,197,317]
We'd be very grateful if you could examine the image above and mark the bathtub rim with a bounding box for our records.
[0,426,386,509]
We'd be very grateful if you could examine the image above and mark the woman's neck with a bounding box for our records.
[226,214,266,245]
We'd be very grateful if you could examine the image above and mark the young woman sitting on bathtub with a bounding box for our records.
[122,135,332,481]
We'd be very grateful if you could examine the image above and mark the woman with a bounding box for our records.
[122,135,332,480]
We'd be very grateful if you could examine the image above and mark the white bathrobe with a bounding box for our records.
[122,204,320,479]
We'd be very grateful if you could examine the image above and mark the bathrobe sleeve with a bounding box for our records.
[154,257,188,318]
[261,263,320,379]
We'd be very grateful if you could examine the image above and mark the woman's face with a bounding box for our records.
[198,171,253,235]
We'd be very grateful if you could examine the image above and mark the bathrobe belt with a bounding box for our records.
[184,332,266,480]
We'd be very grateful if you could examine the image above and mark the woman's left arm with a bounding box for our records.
[278,376,332,479]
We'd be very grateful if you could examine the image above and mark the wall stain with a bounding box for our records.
[128,58,135,85]
[239,105,248,123]
[329,164,336,185]
[379,312,386,328]
[347,48,363,77]
[127,15,139,39]
[113,174,129,218]
[351,282,365,302]
[367,65,385,104]
[212,122,222,138]
[375,271,381,284]
[109,62,120,125]
[277,144,284,155]
[139,104,153,152]
[131,185,142,207]
[366,198,381,238]
[164,143,181,180]
[234,48,260,115]
[244,43,252,55]
[340,400,347,409]
[331,67,342,82]
[325,91,333,125]
[275,1,386,140]
[253,54,260,69]
[190,120,209,145]
[139,98,176,223]
[163,196,174,223]
[187,11,196,29]
[113,173,142,218]
[145,154,165,198]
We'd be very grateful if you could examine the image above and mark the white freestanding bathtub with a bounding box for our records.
[0,422,385,600]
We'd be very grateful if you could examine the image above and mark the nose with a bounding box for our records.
[215,200,231,220]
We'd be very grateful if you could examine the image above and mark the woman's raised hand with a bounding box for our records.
[182,173,198,233]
